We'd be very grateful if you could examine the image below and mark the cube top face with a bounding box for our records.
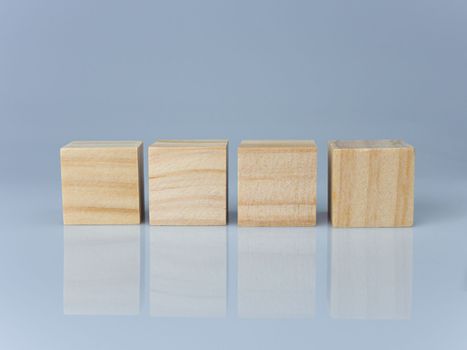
[329,140,415,228]
[149,140,228,226]
[61,141,144,225]
[150,140,228,149]
[239,140,317,151]
[329,139,412,150]
[238,140,317,227]
[63,141,143,149]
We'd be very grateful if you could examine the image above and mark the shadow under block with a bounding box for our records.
[238,140,317,227]
[328,140,415,228]
[60,141,144,225]
[148,140,228,225]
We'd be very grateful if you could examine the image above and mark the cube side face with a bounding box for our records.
[148,146,227,225]
[238,148,317,226]
[330,147,414,227]
[61,147,142,224]
[137,144,145,222]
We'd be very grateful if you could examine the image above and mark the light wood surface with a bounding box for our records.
[238,140,317,227]
[148,140,228,225]
[60,141,144,225]
[328,139,415,227]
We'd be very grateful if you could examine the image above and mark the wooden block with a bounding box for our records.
[60,141,144,225]
[328,140,415,227]
[148,140,228,225]
[238,140,317,227]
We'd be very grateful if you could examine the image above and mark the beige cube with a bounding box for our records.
[148,140,228,225]
[328,140,415,227]
[238,140,317,227]
[60,141,144,225]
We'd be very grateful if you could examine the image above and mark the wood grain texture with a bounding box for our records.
[238,140,317,227]
[148,140,228,225]
[60,141,144,225]
[328,140,415,227]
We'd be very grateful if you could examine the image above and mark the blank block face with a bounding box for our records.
[150,226,227,318]
[60,141,144,225]
[330,228,413,319]
[238,140,317,227]
[148,140,228,226]
[329,140,415,228]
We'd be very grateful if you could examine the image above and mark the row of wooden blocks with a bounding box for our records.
[60,139,414,227]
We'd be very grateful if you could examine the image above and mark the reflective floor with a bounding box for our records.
[1,181,466,349]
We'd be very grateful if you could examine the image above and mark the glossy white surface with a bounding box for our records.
[150,227,227,318]
[238,228,315,318]
[64,226,141,315]
[1,181,467,349]
[330,228,412,319]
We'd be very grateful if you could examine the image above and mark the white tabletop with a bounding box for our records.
[1,178,466,350]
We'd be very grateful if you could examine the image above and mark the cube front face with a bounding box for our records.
[148,140,228,225]
[60,141,144,225]
[238,141,317,227]
[329,140,414,227]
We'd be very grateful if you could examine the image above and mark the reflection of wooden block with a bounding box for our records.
[238,140,317,227]
[330,228,413,319]
[60,141,144,225]
[238,228,315,318]
[328,140,415,227]
[64,226,141,315]
[150,226,227,317]
[148,140,228,225]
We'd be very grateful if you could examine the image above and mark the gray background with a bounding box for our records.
[1,0,467,349]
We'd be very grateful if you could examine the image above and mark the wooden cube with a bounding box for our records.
[60,141,144,225]
[148,140,228,225]
[238,140,317,226]
[328,140,415,227]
